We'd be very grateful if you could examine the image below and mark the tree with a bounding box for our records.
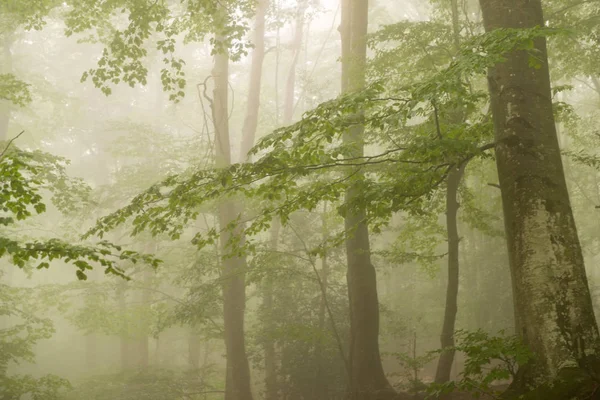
[211,33,255,400]
[479,0,600,395]
[339,0,395,398]
[435,0,469,384]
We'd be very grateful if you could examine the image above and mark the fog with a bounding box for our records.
[1,0,600,399]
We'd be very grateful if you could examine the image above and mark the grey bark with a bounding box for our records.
[212,40,254,400]
[263,222,279,400]
[435,164,466,384]
[283,0,308,125]
[240,0,268,161]
[340,0,395,398]
[480,0,600,390]
[0,33,13,142]
[435,0,465,384]
[117,281,131,371]
[188,329,201,369]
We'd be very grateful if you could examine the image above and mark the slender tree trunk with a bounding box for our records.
[239,2,272,398]
[340,0,394,398]
[212,39,254,400]
[135,272,151,369]
[435,164,466,384]
[117,281,131,371]
[262,3,306,397]
[591,76,600,101]
[283,0,308,124]
[263,222,279,400]
[0,33,13,142]
[435,0,466,383]
[314,202,330,399]
[480,0,600,393]
[85,333,97,371]
[240,0,268,161]
[189,328,201,369]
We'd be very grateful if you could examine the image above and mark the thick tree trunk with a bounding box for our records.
[340,0,394,398]
[435,164,466,384]
[480,0,600,393]
[212,42,254,400]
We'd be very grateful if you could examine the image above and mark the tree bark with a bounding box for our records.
[435,0,465,384]
[117,281,131,371]
[282,0,308,125]
[479,0,600,392]
[212,40,254,400]
[188,328,201,369]
[263,222,279,400]
[240,0,268,161]
[135,271,151,369]
[435,164,466,384]
[0,33,13,142]
[340,0,394,398]
[239,1,272,397]
[314,202,331,398]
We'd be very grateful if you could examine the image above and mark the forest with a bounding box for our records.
[1,0,600,399]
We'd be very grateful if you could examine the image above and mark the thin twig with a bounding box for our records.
[288,223,351,382]
[0,130,24,159]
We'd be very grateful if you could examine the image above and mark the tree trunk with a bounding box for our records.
[435,0,465,383]
[85,333,97,371]
[189,328,201,369]
[133,253,153,370]
[282,0,308,124]
[263,222,279,400]
[340,0,394,398]
[435,164,466,384]
[240,1,272,397]
[240,0,268,161]
[590,76,600,101]
[0,33,13,142]
[480,0,600,393]
[212,40,254,400]
[117,281,131,371]
[314,202,331,399]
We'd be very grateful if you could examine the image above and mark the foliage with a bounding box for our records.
[428,330,533,399]
[83,27,562,249]
[63,0,254,102]
[62,368,222,400]
[385,334,436,395]
[0,143,160,279]
[0,283,72,399]
[0,74,32,106]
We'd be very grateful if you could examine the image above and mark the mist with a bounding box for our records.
[1,0,600,399]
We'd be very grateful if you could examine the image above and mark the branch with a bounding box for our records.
[0,130,24,159]
[432,100,443,140]
[547,0,600,18]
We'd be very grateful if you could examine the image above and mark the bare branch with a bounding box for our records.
[0,130,24,159]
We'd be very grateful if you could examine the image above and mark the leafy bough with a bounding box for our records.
[0,135,160,280]
[82,26,563,255]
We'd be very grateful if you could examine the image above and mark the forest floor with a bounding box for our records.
[422,384,510,400]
